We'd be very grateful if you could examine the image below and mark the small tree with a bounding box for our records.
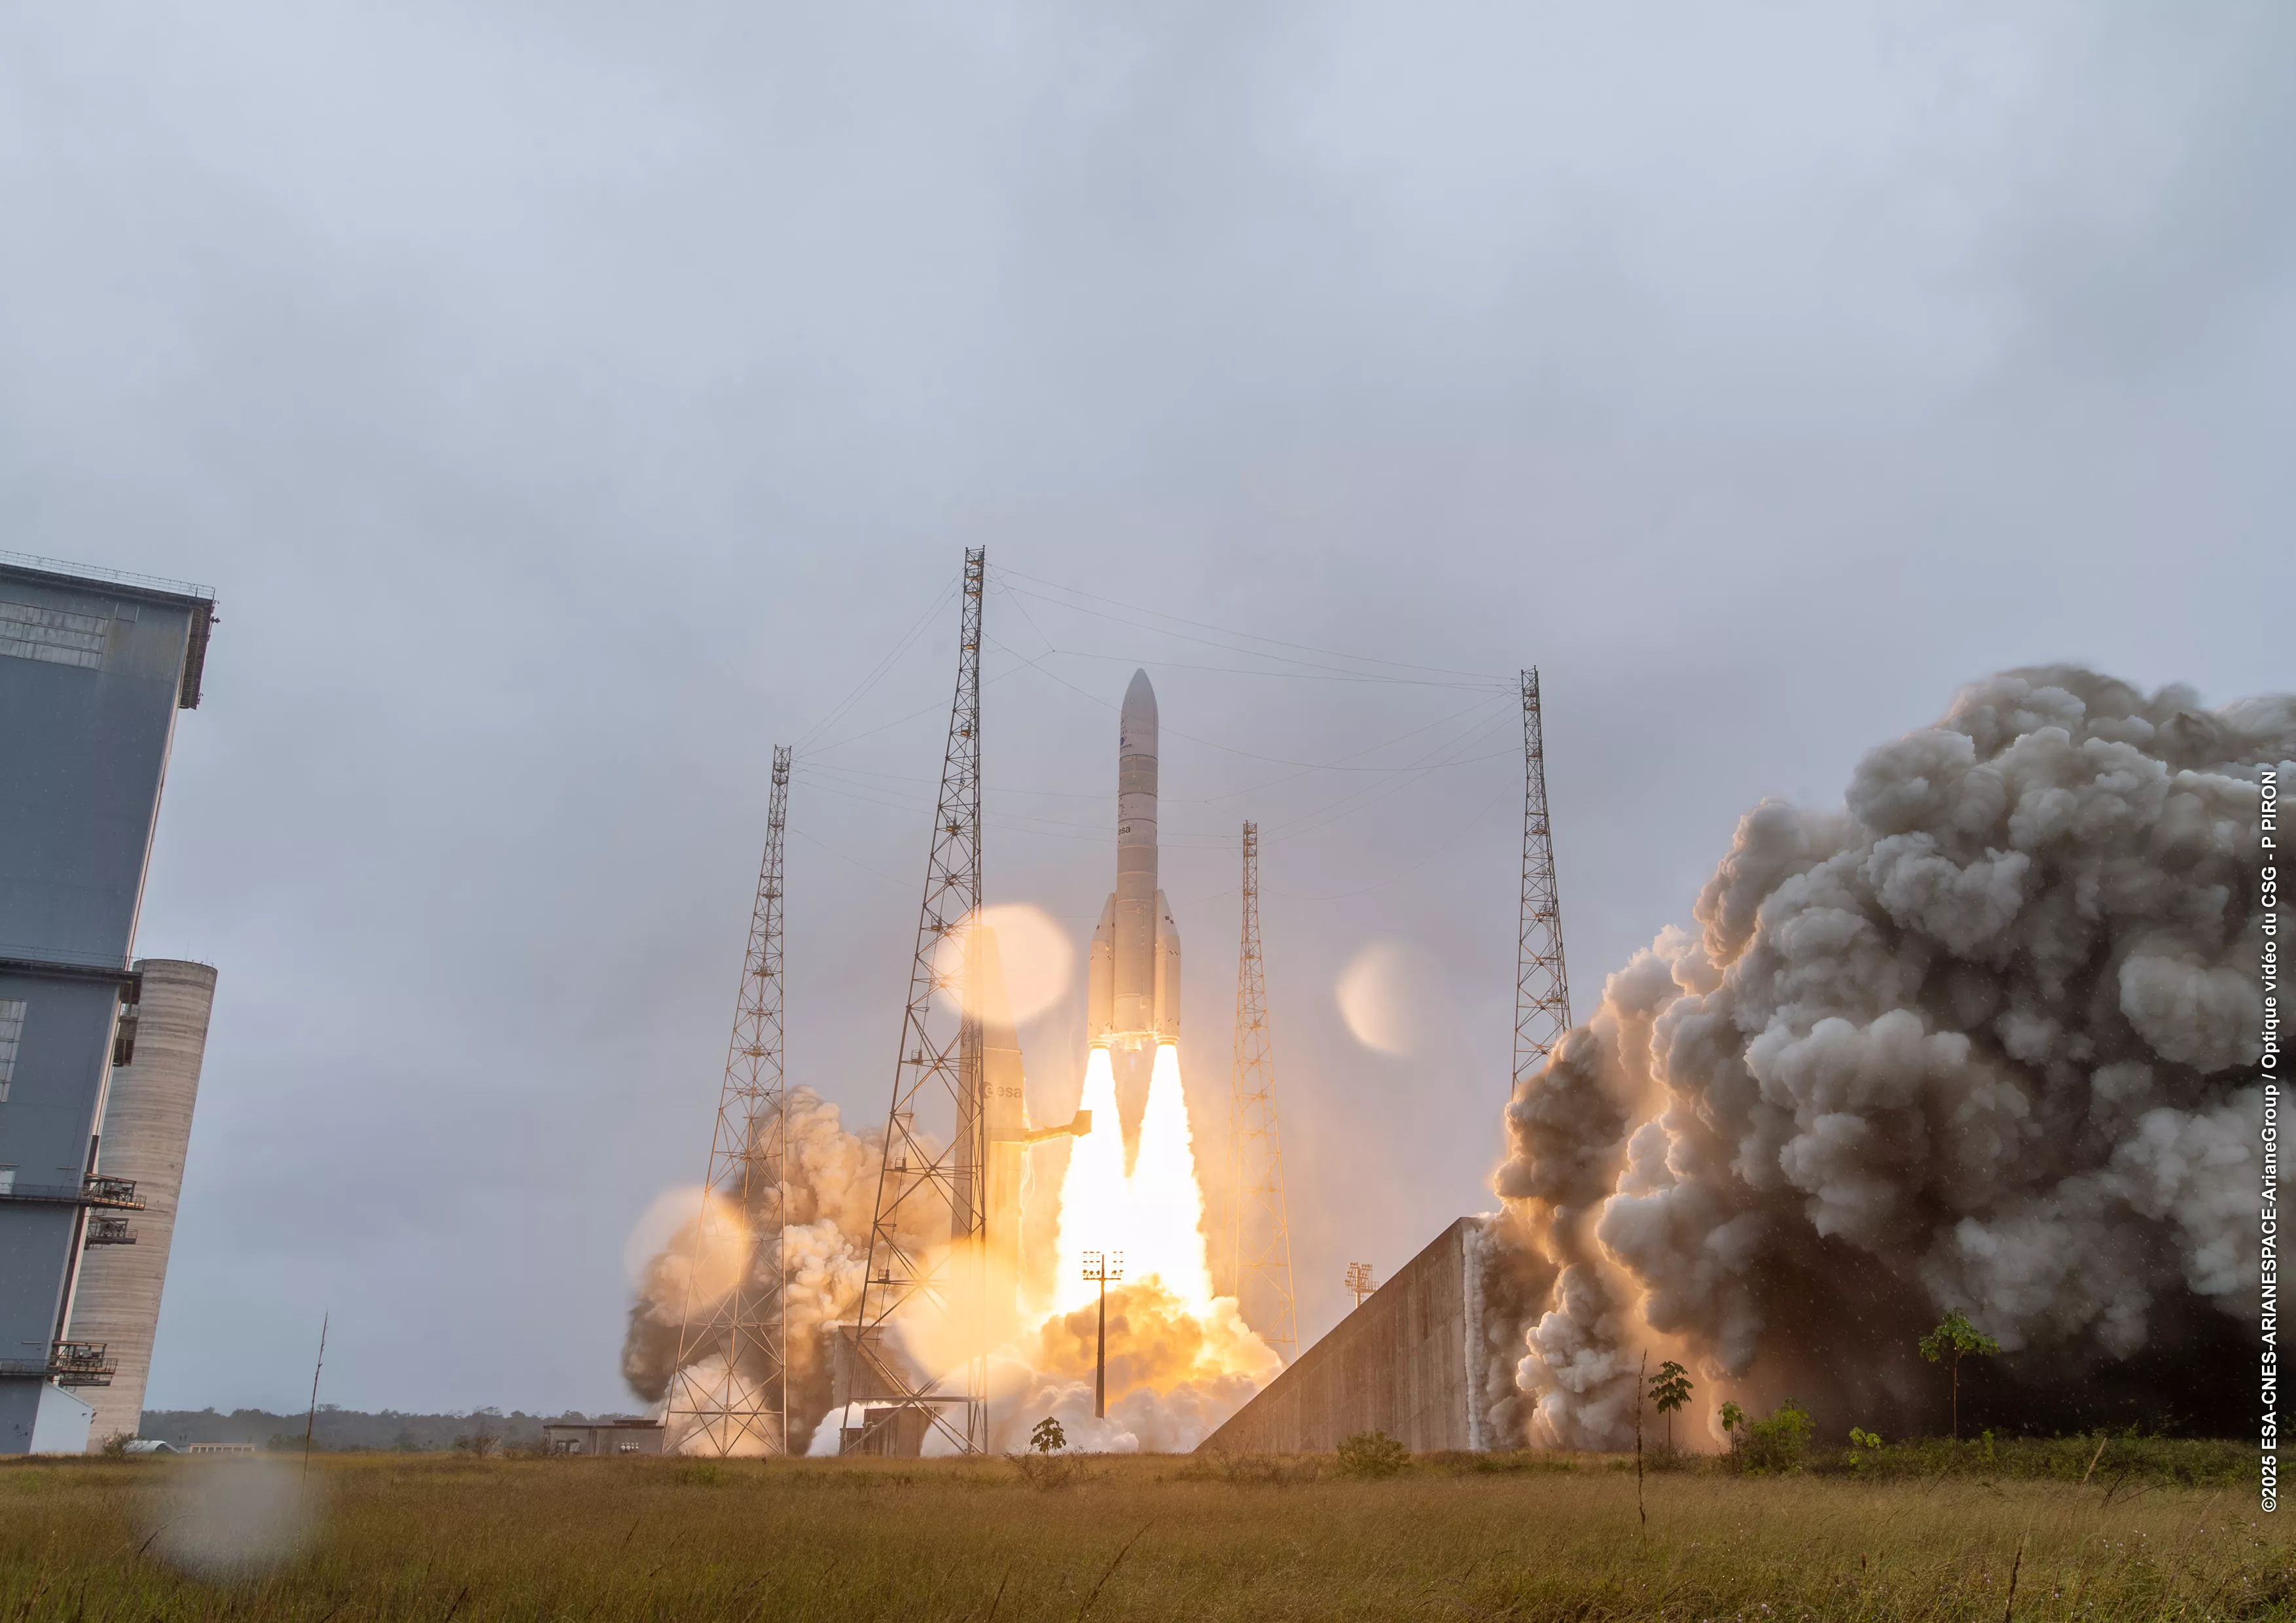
[1648,1361,1693,1453]
[1014,1415,1085,1489]
[1718,1400,1746,1452]
[452,1412,501,1457]
[1918,1310,2000,1441]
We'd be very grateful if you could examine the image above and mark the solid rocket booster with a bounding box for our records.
[963,921,1090,1323]
[1088,669,1179,1046]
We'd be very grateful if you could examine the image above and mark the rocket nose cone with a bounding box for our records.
[1120,669,1158,757]
[1122,668,1158,724]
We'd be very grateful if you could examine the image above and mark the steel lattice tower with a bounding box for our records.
[1513,669,1573,1090]
[669,743,793,1455]
[846,549,990,1455]
[1225,823,1297,1360]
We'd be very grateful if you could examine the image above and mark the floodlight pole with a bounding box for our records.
[1083,1251,1122,1419]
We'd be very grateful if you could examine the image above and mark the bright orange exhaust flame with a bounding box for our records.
[1049,1043,1230,1327]
[1122,1042,1216,1307]
[830,1041,1276,1444]
[1050,1045,1132,1313]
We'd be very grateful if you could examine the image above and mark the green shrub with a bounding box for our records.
[1455,1451,1582,1475]
[1739,1401,1814,1473]
[1335,1431,1410,1479]
[1012,1448,1095,1489]
[1804,1431,2247,1486]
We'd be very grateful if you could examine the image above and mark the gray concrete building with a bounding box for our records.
[0,552,216,1454]
[1198,1217,1494,1455]
[543,1419,667,1456]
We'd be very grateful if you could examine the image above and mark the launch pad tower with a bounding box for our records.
[847,550,991,1455]
[1513,668,1573,1088]
[668,745,793,1455]
[1224,823,1295,1360]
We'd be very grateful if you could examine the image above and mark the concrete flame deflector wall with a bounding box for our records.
[1197,1216,1481,1454]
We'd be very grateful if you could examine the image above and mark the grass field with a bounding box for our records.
[1,1446,2284,1621]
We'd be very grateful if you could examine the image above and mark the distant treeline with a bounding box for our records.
[138,1407,647,1453]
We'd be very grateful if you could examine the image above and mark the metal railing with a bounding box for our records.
[0,548,216,602]
[0,942,137,975]
[0,1342,116,1386]
[0,1175,144,1210]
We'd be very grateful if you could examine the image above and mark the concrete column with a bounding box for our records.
[71,959,216,1447]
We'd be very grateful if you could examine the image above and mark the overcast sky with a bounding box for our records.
[4,3,2288,1417]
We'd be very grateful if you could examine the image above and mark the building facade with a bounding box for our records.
[0,553,215,1454]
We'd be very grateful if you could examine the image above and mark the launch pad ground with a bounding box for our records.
[1,1445,2278,1620]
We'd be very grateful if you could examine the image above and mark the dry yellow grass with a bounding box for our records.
[0,1451,2285,1620]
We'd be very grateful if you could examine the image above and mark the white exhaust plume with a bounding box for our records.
[622,1086,924,1454]
[1491,668,2286,1446]
[628,1066,1275,1454]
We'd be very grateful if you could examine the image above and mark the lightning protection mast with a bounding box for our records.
[1513,668,1572,1091]
[669,743,793,1455]
[1225,822,1296,1361]
[846,549,989,1455]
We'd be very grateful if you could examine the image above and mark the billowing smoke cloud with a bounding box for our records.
[1494,668,2284,1446]
[623,1087,901,1454]
[626,1086,1273,1454]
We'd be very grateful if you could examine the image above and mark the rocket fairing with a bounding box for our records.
[1088,669,1180,1048]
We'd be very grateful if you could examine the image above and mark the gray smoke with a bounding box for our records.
[1494,668,2283,1446]
[622,1086,914,1453]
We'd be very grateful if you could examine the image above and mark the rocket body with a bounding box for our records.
[1089,670,1179,1047]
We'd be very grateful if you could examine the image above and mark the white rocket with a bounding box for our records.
[1088,669,1180,1048]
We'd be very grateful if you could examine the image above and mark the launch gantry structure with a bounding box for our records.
[847,548,990,1455]
[1225,822,1296,1361]
[1512,668,1573,1090]
[669,743,793,1455]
